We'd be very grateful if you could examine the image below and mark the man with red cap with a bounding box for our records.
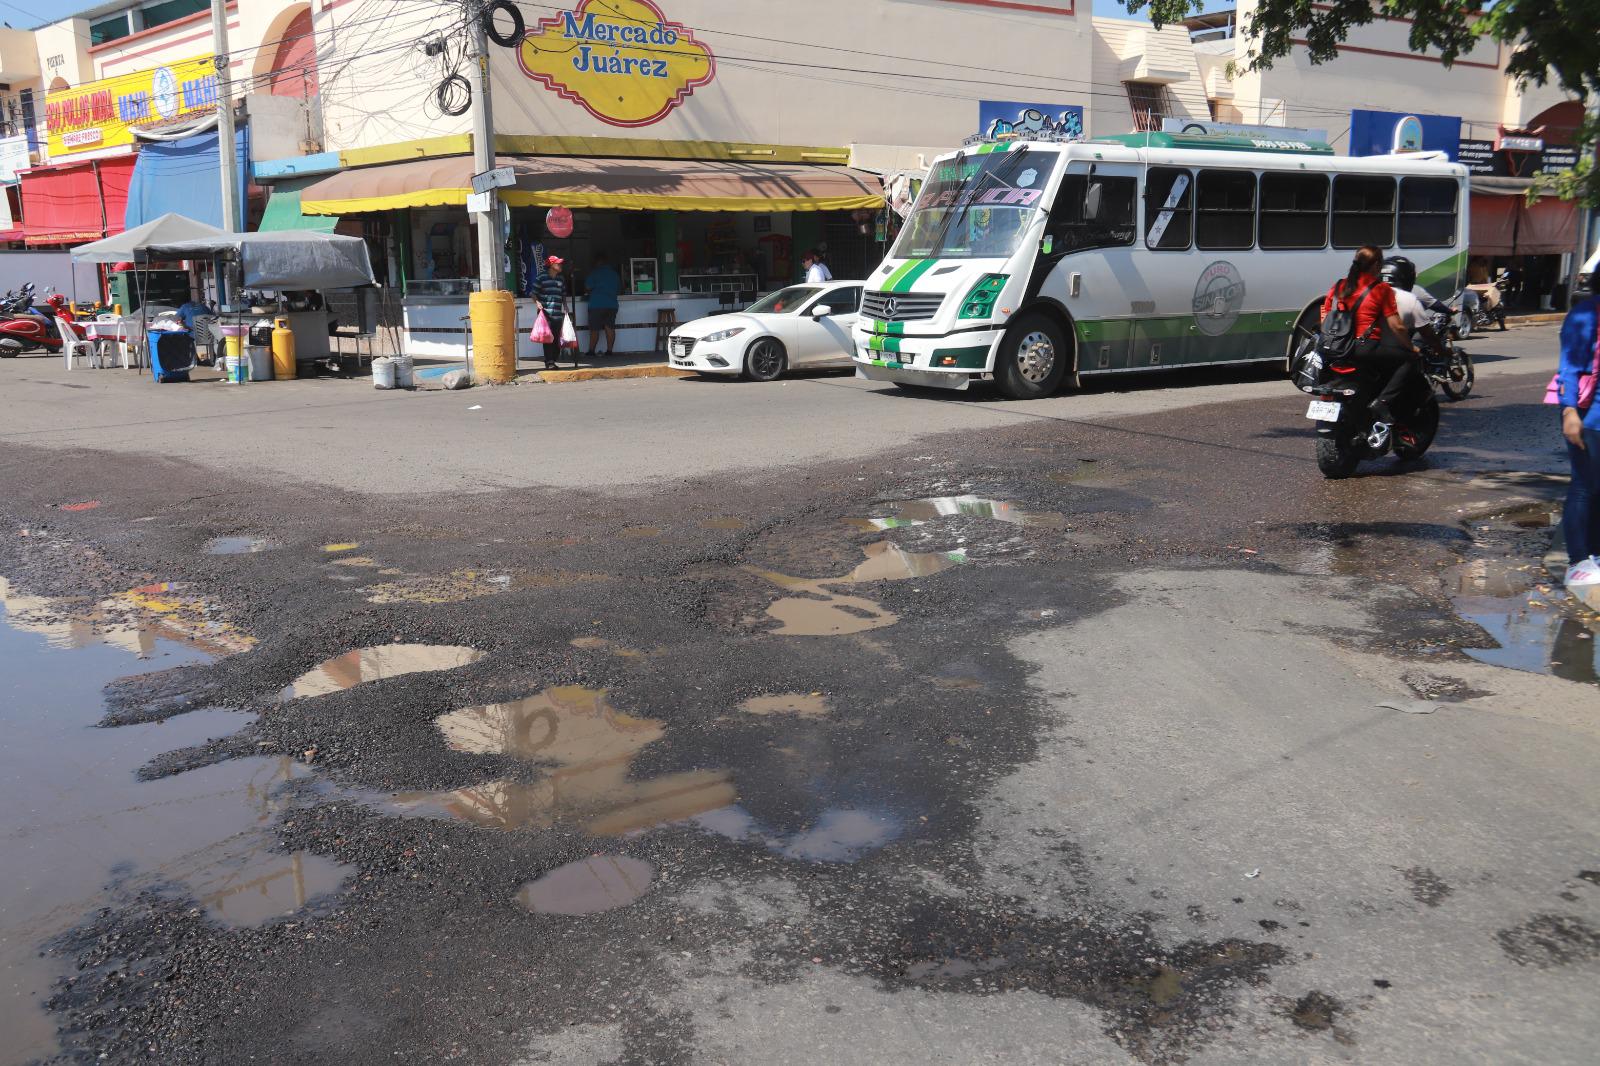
[534,255,569,370]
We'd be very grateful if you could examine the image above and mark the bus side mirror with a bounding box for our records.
[1084,181,1106,223]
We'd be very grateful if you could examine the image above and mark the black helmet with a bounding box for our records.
[1380,255,1416,291]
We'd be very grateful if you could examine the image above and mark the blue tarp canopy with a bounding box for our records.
[124,127,249,231]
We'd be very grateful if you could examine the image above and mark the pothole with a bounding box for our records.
[843,494,1065,532]
[280,643,487,700]
[517,855,654,915]
[747,542,967,637]
[202,537,281,556]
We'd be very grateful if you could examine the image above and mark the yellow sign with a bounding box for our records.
[44,56,219,159]
[516,0,714,128]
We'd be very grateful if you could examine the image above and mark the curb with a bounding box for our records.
[537,364,694,383]
[1506,313,1565,325]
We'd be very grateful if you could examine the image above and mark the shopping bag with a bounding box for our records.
[529,307,554,344]
[1544,297,1599,409]
[560,314,578,350]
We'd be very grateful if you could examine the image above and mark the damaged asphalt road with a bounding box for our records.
[1,324,1597,1065]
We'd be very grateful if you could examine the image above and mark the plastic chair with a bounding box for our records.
[58,318,97,369]
[191,315,219,364]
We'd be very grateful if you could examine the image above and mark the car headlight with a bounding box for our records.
[701,326,746,343]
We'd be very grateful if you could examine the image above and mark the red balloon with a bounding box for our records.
[546,207,574,238]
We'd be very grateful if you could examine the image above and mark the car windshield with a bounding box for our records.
[746,286,821,315]
[891,149,1058,261]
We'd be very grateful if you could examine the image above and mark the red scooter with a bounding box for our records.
[0,294,86,357]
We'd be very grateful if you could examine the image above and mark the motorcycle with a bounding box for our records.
[1451,269,1509,336]
[1425,309,1474,401]
[1295,343,1441,480]
[0,283,37,319]
[0,295,85,357]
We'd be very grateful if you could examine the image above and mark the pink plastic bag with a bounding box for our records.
[529,307,554,344]
[1544,297,1600,409]
[560,315,578,350]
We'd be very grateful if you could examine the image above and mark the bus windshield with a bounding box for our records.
[892,149,1058,261]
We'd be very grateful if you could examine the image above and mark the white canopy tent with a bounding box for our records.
[70,213,229,264]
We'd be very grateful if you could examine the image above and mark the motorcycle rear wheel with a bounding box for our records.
[1393,397,1440,460]
[1315,435,1361,479]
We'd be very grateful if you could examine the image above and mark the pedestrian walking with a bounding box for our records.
[584,252,621,358]
[536,256,569,371]
[1553,269,1600,587]
[802,249,832,284]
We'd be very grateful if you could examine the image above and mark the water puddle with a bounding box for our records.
[395,687,734,834]
[0,585,347,1065]
[281,643,487,700]
[363,569,605,605]
[843,495,1065,532]
[203,536,280,556]
[738,693,830,718]
[517,855,654,915]
[1447,505,1599,686]
[0,576,253,658]
[693,804,903,863]
[748,542,966,637]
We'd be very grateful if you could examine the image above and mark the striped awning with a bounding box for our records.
[300,155,885,215]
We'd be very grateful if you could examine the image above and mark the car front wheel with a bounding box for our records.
[743,337,787,382]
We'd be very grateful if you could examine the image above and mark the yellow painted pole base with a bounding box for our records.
[469,290,517,383]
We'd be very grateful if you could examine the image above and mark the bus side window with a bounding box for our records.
[1397,177,1458,248]
[1049,175,1136,252]
[1195,170,1257,251]
[1332,175,1396,249]
[1258,172,1329,250]
[1144,167,1193,250]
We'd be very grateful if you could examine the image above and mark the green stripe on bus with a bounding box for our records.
[882,260,921,291]
[1074,310,1299,344]
[891,258,938,292]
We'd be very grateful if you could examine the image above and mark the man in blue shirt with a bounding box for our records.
[1557,271,1600,588]
[584,252,621,358]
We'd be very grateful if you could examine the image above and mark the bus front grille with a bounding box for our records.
[862,291,945,323]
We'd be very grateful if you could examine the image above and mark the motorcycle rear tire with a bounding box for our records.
[1316,435,1360,479]
[1393,397,1440,460]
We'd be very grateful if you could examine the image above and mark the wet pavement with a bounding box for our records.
[0,324,1597,1064]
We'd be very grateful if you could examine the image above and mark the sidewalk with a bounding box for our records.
[412,352,691,386]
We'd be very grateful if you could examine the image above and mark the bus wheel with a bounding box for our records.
[994,312,1067,400]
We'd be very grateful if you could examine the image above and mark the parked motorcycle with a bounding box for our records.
[1451,269,1509,336]
[0,283,37,319]
[0,294,84,357]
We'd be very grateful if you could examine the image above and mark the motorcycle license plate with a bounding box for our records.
[1305,400,1342,421]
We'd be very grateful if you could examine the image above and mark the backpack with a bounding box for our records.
[1316,279,1380,359]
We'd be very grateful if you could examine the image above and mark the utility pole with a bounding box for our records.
[211,0,238,233]
[465,0,516,382]
[469,0,500,293]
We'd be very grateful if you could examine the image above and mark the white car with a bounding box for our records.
[668,282,864,380]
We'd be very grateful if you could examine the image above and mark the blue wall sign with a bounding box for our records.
[1348,109,1461,159]
[978,100,1084,141]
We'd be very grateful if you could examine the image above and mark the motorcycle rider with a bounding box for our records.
[1380,256,1448,358]
[1321,245,1423,431]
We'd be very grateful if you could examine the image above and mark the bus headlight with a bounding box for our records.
[960,274,1008,319]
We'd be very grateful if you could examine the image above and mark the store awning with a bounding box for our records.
[258,176,339,233]
[300,155,886,215]
[20,157,137,246]
[1469,180,1582,256]
[124,128,249,231]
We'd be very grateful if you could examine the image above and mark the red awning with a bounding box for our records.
[20,155,138,246]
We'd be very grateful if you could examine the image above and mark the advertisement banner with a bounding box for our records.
[1348,109,1461,159]
[0,134,31,183]
[1160,118,1327,143]
[978,101,1084,141]
[43,56,218,160]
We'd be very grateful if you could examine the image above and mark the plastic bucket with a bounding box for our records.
[392,353,414,389]
[246,345,273,381]
[223,354,248,383]
[372,356,396,390]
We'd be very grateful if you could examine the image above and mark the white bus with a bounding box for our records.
[853,132,1468,399]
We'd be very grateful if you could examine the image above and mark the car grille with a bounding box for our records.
[862,291,944,323]
[670,337,696,359]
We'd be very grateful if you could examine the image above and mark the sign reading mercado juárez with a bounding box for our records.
[516,0,715,128]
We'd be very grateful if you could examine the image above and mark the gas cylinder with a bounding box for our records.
[271,317,296,380]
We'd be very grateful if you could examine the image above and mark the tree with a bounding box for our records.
[1123,1,1598,207]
